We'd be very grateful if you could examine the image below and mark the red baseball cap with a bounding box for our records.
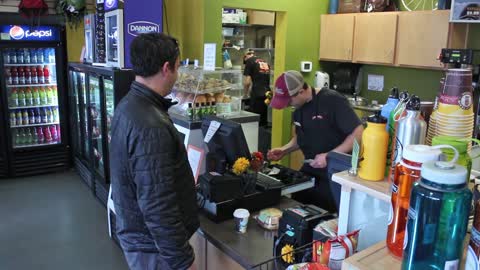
[270,70,305,109]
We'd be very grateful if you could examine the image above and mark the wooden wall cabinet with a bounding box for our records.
[319,10,469,69]
[395,10,468,69]
[353,13,398,65]
[319,14,355,61]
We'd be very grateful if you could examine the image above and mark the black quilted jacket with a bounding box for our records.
[110,81,199,270]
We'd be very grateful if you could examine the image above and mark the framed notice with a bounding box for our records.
[450,0,480,23]
[187,145,204,183]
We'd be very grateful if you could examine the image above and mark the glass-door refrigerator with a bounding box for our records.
[69,70,93,188]
[0,24,70,177]
[68,63,134,204]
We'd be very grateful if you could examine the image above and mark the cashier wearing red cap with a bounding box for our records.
[267,70,363,212]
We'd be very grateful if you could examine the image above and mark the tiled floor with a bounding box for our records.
[0,170,129,270]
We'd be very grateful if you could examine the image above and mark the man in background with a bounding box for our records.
[110,33,199,270]
[243,50,271,126]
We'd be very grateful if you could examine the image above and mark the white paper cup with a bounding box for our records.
[233,209,250,233]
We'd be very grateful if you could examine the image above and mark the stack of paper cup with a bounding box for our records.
[426,69,474,148]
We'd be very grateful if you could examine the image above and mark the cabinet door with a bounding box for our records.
[319,14,355,61]
[353,13,398,64]
[395,10,450,69]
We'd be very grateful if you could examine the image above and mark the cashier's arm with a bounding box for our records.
[243,75,252,97]
[332,125,364,154]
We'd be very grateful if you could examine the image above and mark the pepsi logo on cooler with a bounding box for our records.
[1,25,59,41]
[9,26,25,40]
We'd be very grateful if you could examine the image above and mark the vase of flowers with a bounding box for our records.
[232,152,265,195]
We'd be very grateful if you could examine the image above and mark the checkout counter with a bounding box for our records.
[106,112,322,269]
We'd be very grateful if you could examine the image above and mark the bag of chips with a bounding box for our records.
[312,219,360,270]
[286,262,330,270]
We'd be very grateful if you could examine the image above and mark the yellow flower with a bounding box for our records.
[232,157,250,175]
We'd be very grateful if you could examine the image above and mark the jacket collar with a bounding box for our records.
[130,81,175,112]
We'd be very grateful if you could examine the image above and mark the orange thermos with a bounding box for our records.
[386,144,443,257]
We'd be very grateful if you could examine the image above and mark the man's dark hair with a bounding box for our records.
[130,33,179,77]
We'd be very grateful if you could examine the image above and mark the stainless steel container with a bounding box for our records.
[390,96,427,180]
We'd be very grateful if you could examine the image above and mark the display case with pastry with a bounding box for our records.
[169,66,243,117]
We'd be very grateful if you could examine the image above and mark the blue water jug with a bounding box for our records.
[402,155,471,270]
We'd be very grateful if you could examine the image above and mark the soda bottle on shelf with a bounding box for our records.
[17,49,24,64]
[45,86,53,105]
[56,125,61,142]
[18,67,25,85]
[18,88,25,107]
[43,49,49,63]
[37,49,44,63]
[10,88,18,107]
[24,67,32,85]
[35,108,41,124]
[16,110,22,126]
[30,48,37,64]
[10,111,16,127]
[39,87,47,105]
[37,66,44,84]
[33,87,40,105]
[11,67,18,85]
[22,110,28,125]
[25,128,32,145]
[49,48,55,63]
[23,48,30,64]
[53,107,59,122]
[10,49,17,64]
[43,126,52,143]
[5,67,12,85]
[41,108,47,123]
[50,125,58,142]
[46,107,53,123]
[31,127,38,145]
[31,67,38,84]
[25,87,33,106]
[52,86,58,103]
[15,129,22,146]
[37,127,44,144]
[43,65,50,84]
[3,49,10,63]
[28,109,35,124]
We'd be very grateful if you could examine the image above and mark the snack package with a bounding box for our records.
[312,219,360,270]
[286,262,330,270]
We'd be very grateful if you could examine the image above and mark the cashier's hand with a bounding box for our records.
[267,148,285,161]
[310,153,328,169]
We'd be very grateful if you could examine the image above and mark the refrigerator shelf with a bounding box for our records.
[6,83,57,88]
[9,104,58,110]
[14,141,60,149]
[11,122,60,128]
[4,63,55,67]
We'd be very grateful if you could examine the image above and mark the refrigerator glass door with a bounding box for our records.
[3,47,61,149]
[89,76,104,177]
[104,78,114,152]
[70,71,83,156]
[105,10,124,67]
[78,72,90,161]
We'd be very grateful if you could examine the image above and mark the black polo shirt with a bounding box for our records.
[243,56,270,98]
[293,88,361,160]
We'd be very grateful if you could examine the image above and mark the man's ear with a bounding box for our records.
[161,61,170,74]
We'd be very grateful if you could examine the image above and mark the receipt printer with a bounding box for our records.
[199,172,243,203]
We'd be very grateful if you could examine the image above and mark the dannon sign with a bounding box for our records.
[127,21,160,37]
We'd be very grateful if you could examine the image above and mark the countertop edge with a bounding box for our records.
[332,171,391,203]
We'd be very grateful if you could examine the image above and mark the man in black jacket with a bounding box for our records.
[110,33,199,270]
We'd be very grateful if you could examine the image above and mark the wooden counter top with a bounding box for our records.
[332,171,391,203]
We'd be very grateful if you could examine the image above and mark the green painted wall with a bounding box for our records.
[359,66,443,103]
[164,0,205,61]
[204,0,328,85]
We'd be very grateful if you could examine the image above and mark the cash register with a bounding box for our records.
[197,116,315,222]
